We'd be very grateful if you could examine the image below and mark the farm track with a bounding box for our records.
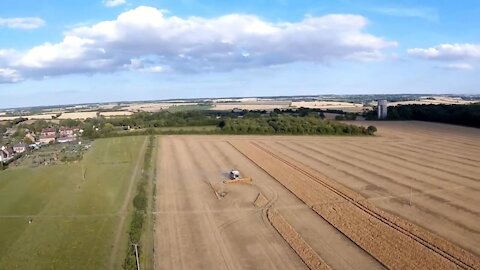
[230,140,480,270]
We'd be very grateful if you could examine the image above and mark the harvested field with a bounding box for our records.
[267,208,331,270]
[99,111,133,117]
[291,101,364,112]
[154,121,480,270]
[211,102,291,111]
[124,102,198,112]
[58,111,98,119]
[0,114,57,120]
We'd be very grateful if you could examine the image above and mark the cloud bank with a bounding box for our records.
[0,6,396,83]
[0,17,45,29]
[408,43,480,70]
[408,43,480,61]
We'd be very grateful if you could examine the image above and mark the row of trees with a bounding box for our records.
[100,111,219,128]
[365,104,480,128]
[219,116,376,135]
[123,136,155,270]
[4,108,375,141]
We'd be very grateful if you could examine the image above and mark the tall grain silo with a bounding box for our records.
[377,100,388,119]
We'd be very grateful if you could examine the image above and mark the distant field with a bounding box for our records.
[0,136,146,270]
[167,104,213,112]
[58,111,98,119]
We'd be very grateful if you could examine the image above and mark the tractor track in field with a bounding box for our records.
[229,140,479,270]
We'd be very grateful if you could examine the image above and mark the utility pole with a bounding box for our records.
[132,243,140,270]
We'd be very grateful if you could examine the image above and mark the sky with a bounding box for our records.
[0,0,479,108]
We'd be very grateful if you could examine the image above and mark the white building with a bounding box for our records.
[377,100,388,119]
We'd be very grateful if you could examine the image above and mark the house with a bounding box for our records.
[0,149,9,163]
[58,127,77,143]
[39,134,56,144]
[59,128,75,137]
[57,136,76,143]
[0,146,14,162]
[13,143,28,153]
[39,128,57,144]
[40,128,56,137]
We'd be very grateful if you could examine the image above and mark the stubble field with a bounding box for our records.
[154,121,480,270]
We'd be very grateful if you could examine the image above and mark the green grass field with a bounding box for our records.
[0,136,146,269]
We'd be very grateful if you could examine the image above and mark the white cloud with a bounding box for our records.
[1,6,396,82]
[408,43,480,61]
[0,68,23,83]
[439,63,474,70]
[147,66,168,73]
[103,0,126,7]
[0,17,45,29]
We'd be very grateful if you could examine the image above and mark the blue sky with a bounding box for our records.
[0,0,479,107]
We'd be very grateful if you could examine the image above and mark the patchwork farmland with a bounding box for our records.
[154,121,480,270]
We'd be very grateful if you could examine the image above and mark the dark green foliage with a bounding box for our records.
[365,104,480,128]
[133,193,147,211]
[59,119,82,127]
[335,113,357,121]
[76,108,375,138]
[367,126,377,135]
[123,136,154,270]
[220,115,373,135]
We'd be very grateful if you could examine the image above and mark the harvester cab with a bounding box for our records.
[229,170,240,180]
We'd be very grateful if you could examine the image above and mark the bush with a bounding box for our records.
[367,126,377,135]
[133,193,147,211]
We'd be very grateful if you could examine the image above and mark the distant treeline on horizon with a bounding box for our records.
[366,103,480,128]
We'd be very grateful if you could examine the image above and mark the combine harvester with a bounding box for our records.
[223,170,252,184]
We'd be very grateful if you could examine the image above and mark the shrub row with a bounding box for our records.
[123,136,155,270]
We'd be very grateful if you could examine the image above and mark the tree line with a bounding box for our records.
[365,104,480,128]
[219,115,376,135]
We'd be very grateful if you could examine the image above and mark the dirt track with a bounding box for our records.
[154,121,480,270]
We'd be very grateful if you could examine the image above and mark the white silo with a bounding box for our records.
[377,100,388,119]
